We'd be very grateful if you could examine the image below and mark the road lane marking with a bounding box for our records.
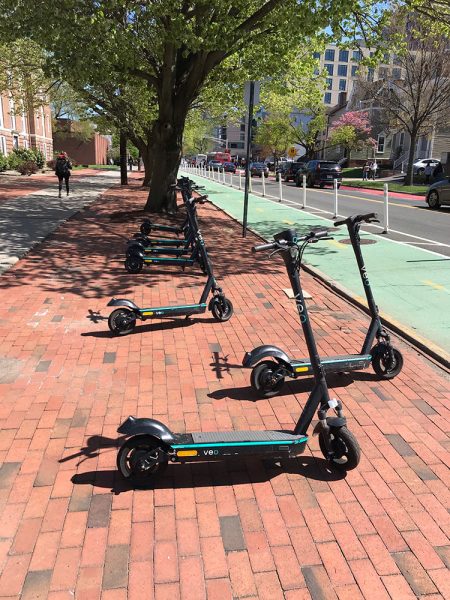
[422,279,447,291]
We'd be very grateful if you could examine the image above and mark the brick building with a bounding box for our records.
[0,92,53,158]
[53,119,110,166]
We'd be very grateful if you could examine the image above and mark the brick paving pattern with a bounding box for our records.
[0,179,449,599]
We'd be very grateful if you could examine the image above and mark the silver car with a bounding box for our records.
[426,177,450,209]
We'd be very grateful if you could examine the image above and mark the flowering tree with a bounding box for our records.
[328,111,376,161]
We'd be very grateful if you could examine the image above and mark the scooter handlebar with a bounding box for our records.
[252,242,278,253]
[334,212,379,227]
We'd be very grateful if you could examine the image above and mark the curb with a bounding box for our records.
[207,197,450,374]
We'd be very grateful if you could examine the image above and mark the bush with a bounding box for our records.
[34,149,45,169]
[0,154,8,172]
[17,160,38,176]
[6,151,22,171]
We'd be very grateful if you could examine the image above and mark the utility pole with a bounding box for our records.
[242,81,255,238]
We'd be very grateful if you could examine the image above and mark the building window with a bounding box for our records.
[324,92,332,104]
[352,50,362,62]
[313,68,320,76]
[326,78,333,90]
[337,64,347,77]
[313,51,321,59]
[9,97,16,131]
[392,54,402,65]
[351,65,359,77]
[338,49,349,62]
[383,53,390,63]
[13,134,19,149]
[0,99,4,129]
[23,139,29,149]
[325,49,335,61]
[240,123,245,131]
[240,132,245,141]
[392,68,401,80]
[367,67,375,82]
[324,63,334,76]
[339,79,346,91]
[0,135,6,155]
[377,134,385,153]
[378,67,388,79]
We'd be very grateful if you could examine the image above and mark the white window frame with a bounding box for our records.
[9,96,16,131]
[23,139,29,149]
[13,134,19,149]
[0,98,4,129]
[0,135,7,155]
[377,134,385,154]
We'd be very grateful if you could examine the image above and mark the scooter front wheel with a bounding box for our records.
[319,426,360,471]
[371,346,403,379]
[210,297,233,322]
[125,256,143,274]
[250,360,285,398]
[108,309,136,336]
[117,436,167,487]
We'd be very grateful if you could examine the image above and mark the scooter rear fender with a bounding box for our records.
[107,298,140,312]
[242,345,291,368]
[117,416,177,444]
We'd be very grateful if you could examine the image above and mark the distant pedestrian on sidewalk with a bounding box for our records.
[363,161,370,181]
[128,156,134,171]
[55,152,72,198]
[371,160,378,180]
[424,162,433,184]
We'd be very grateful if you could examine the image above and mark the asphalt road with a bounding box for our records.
[241,176,450,258]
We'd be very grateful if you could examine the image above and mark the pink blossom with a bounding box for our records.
[330,111,372,136]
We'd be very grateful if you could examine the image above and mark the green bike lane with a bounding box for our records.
[181,170,450,364]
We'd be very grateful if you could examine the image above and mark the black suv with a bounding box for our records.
[296,160,342,188]
[281,161,305,182]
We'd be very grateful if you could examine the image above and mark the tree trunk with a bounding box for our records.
[144,117,184,213]
[119,131,128,185]
[404,131,417,186]
[141,146,153,187]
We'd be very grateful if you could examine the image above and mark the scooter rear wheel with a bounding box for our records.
[319,426,360,471]
[210,297,233,322]
[371,346,403,379]
[125,256,143,274]
[250,360,285,398]
[108,309,136,336]
[117,436,167,487]
[140,220,152,235]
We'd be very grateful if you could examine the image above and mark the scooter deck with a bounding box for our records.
[291,353,371,373]
[140,303,207,317]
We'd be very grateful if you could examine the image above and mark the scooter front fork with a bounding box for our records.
[316,400,345,457]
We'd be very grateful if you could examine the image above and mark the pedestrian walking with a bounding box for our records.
[362,161,370,181]
[128,156,134,171]
[371,160,378,180]
[424,163,433,184]
[55,152,72,198]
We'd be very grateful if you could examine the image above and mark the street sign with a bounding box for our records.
[244,81,260,105]
[288,147,297,158]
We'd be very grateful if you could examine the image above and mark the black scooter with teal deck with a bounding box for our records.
[244,213,403,397]
[107,207,233,334]
[116,229,361,486]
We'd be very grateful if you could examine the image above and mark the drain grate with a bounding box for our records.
[340,238,377,245]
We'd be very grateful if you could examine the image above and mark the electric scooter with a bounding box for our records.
[243,213,403,397]
[115,228,361,487]
[124,197,208,273]
[107,204,233,334]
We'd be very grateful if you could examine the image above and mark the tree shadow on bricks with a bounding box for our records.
[81,315,214,338]
[71,455,345,493]
[59,434,125,466]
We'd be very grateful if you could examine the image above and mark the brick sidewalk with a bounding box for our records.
[0,180,449,599]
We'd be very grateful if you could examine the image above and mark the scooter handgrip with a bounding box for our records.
[357,212,378,223]
[334,217,347,226]
[312,229,331,240]
[195,194,209,203]
[252,242,277,252]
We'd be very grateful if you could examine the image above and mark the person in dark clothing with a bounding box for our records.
[55,152,72,197]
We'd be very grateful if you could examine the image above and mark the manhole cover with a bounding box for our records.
[340,238,377,245]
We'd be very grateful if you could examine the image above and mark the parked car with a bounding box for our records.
[298,160,342,188]
[426,176,450,209]
[249,162,269,177]
[208,160,223,171]
[282,162,305,182]
[413,158,441,175]
[223,162,236,173]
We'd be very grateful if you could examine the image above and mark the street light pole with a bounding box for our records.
[242,81,254,238]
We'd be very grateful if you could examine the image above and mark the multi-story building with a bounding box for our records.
[313,45,403,107]
[0,92,53,159]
